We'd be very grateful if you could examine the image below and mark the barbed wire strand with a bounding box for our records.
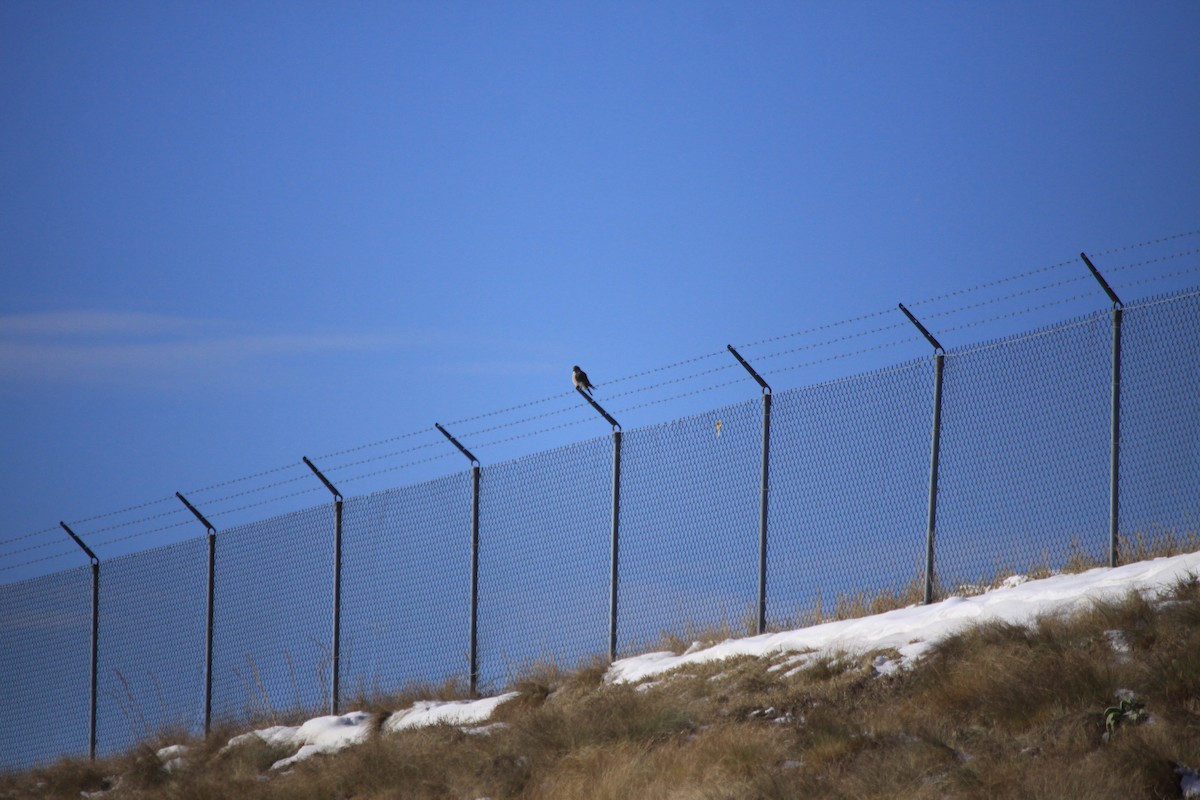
[75,505,190,538]
[1107,248,1200,277]
[603,362,742,401]
[907,257,1079,310]
[769,336,919,376]
[753,320,913,364]
[1088,229,1199,258]
[0,535,88,560]
[0,548,87,573]
[86,484,332,553]
[18,267,1122,556]
[92,518,202,551]
[612,376,755,416]
[183,472,313,509]
[938,289,1102,336]
[443,349,734,426]
[460,399,584,440]
[324,440,445,476]
[314,427,434,462]
[185,461,307,496]
[1117,263,1200,293]
[472,331,926,445]
[0,525,60,550]
[32,256,1083,539]
[923,272,1093,321]
[44,231,1180,534]
[202,486,328,521]
[1,438,451,553]
[444,390,576,428]
[5,230,1198,555]
[337,451,458,486]
[471,414,600,452]
[736,306,896,350]
[597,348,729,388]
[64,494,177,528]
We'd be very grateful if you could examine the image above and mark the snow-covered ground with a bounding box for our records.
[155,551,1200,794]
[608,550,1200,684]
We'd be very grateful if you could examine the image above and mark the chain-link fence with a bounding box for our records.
[98,538,207,757]
[1119,291,1200,552]
[211,504,334,725]
[768,358,933,626]
[2,287,1198,772]
[0,566,92,769]
[341,473,472,697]
[478,437,612,688]
[936,312,1113,589]
[620,398,762,654]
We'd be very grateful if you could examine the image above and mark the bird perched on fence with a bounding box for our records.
[572,365,595,397]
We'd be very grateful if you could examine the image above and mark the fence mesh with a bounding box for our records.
[97,538,207,757]
[0,566,93,771]
[1118,290,1200,553]
[341,472,472,699]
[211,503,333,725]
[619,397,762,653]
[936,312,1112,589]
[767,359,933,626]
[3,287,1200,772]
[477,436,611,688]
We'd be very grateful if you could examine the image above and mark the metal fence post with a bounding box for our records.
[727,345,773,634]
[899,304,946,605]
[303,457,344,713]
[60,522,99,761]
[610,427,622,661]
[1109,306,1123,567]
[924,352,945,604]
[470,462,480,692]
[575,387,623,661]
[1081,252,1124,567]
[435,424,482,695]
[176,492,216,736]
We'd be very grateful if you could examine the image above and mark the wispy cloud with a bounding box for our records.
[0,311,222,338]
[0,310,398,387]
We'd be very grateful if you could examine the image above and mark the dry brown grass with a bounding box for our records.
[6,548,1200,800]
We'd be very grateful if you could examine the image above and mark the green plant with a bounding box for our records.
[1103,696,1148,738]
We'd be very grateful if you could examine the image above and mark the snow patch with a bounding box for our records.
[1178,766,1200,798]
[218,694,519,771]
[385,693,519,733]
[606,553,1200,685]
[156,744,189,773]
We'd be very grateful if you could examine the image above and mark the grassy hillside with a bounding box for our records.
[5,566,1200,799]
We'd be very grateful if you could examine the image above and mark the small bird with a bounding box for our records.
[572,365,595,397]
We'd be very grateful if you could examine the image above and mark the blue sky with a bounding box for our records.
[2,1,1198,580]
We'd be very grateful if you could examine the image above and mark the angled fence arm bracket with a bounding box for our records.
[303,456,344,502]
[898,302,945,353]
[576,387,621,431]
[727,344,772,394]
[1080,252,1124,308]
[435,423,480,466]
